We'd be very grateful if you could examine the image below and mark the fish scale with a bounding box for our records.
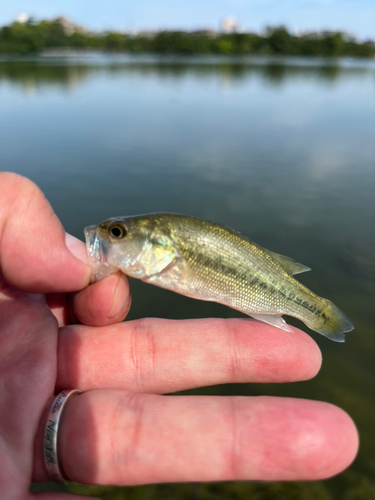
[179,229,302,314]
[85,213,354,342]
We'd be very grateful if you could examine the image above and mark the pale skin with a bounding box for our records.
[0,173,358,499]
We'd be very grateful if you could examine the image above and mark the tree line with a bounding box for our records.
[0,19,374,58]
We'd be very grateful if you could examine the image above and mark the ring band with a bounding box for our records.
[44,389,82,482]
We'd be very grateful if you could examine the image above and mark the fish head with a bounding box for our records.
[84,215,178,282]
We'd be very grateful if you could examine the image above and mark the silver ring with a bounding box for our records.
[44,389,82,483]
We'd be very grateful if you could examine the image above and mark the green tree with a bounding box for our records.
[0,17,374,57]
[151,31,208,54]
[103,32,127,51]
[321,32,345,56]
[215,37,235,54]
[267,26,294,54]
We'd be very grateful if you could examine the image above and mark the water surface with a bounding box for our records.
[1,55,374,499]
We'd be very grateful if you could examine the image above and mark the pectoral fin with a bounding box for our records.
[139,239,177,276]
[267,250,311,275]
[249,313,294,333]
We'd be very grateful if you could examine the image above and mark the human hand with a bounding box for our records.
[0,173,358,499]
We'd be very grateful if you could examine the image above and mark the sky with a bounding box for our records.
[0,0,374,40]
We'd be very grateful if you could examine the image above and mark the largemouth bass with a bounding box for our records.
[84,213,354,342]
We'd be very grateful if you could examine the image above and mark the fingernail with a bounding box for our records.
[65,233,88,264]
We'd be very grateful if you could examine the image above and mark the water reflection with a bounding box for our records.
[0,56,374,95]
[0,62,93,92]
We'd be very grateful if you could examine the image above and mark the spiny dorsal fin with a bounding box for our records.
[267,250,311,275]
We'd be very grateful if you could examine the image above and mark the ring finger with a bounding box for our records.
[36,390,358,484]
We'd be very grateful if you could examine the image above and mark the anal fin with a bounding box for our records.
[249,313,293,333]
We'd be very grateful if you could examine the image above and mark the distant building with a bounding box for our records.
[221,17,240,34]
[54,16,89,35]
[12,13,90,35]
[15,12,29,23]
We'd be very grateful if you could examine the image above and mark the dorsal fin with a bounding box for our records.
[266,250,311,275]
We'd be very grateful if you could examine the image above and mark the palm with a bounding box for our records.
[0,284,57,495]
[0,173,359,498]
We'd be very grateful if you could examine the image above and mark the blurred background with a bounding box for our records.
[1,1,375,499]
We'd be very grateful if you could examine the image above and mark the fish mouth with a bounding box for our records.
[84,225,119,282]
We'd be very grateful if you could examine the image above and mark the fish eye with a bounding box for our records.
[109,223,127,239]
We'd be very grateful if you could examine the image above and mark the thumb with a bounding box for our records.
[0,173,91,293]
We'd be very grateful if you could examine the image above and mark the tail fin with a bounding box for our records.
[307,299,354,342]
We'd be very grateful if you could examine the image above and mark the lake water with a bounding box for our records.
[1,54,375,499]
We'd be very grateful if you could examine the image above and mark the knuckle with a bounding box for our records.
[111,391,147,481]
[226,320,248,381]
[129,318,157,392]
[228,397,245,479]
[0,172,51,223]
[0,172,35,203]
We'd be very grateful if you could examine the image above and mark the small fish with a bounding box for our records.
[84,213,354,342]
